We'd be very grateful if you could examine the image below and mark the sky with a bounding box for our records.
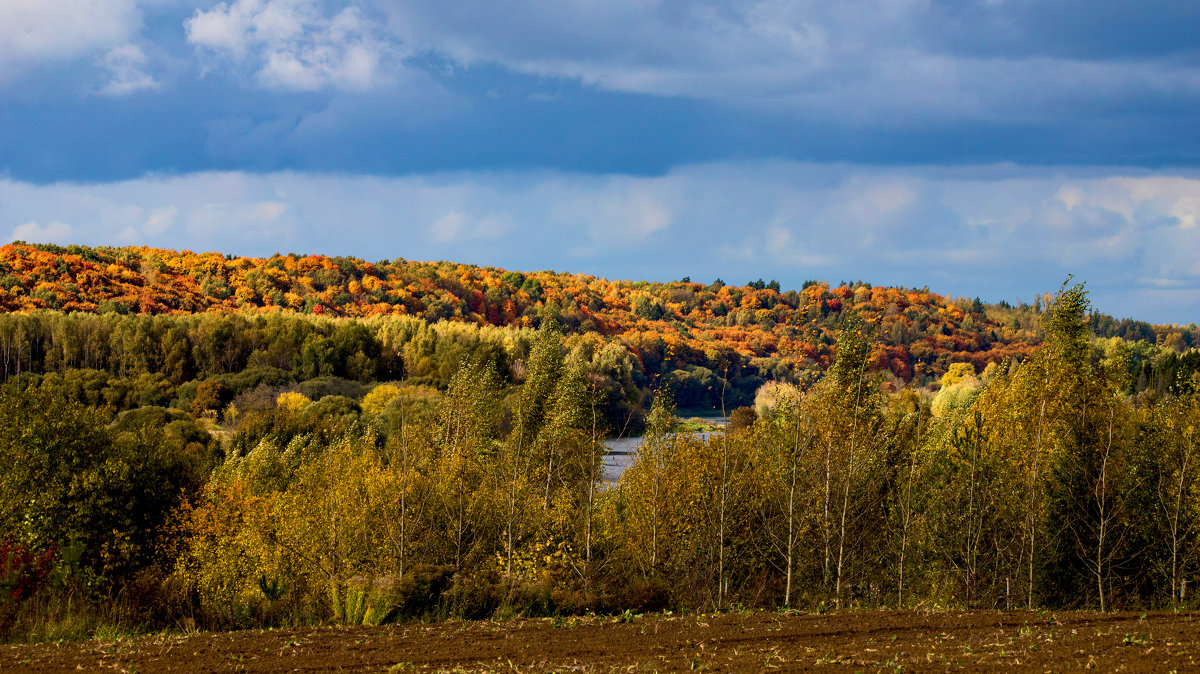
[1,1,1198,324]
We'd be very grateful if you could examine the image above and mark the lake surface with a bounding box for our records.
[601,416,727,482]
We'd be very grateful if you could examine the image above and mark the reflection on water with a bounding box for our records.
[601,416,727,483]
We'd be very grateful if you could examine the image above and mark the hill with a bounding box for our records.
[0,241,1195,408]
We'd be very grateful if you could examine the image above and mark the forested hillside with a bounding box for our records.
[1,241,1196,407]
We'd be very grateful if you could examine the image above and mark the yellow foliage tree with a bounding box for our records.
[362,383,403,416]
[276,391,311,414]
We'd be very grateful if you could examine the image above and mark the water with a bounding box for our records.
[601,416,727,482]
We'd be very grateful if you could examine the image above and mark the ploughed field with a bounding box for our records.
[3,609,1199,672]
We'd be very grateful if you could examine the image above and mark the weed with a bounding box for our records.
[1122,633,1148,646]
[258,575,286,601]
[614,609,641,624]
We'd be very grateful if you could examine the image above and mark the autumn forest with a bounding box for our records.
[1,241,1199,641]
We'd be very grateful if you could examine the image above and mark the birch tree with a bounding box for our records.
[1153,391,1200,607]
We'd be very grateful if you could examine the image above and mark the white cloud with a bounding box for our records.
[183,0,255,57]
[1171,199,1200,230]
[144,206,177,235]
[187,0,394,91]
[12,221,73,243]
[1055,186,1083,210]
[97,44,160,96]
[0,0,159,92]
[1108,176,1200,230]
[428,211,507,244]
[862,182,917,215]
[429,211,465,243]
[621,190,672,238]
[545,179,677,258]
[762,225,839,267]
[184,199,291,245]
[586,186,673,242]
[0,0,140,73]
[716,241,756,263]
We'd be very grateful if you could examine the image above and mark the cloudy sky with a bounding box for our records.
[1,1,1197,323]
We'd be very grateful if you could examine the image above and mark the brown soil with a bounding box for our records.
[2,609,1198,672]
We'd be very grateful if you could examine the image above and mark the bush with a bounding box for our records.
[190,379,228,416]
[392,565,456,620]
[0,386,202,589]
[603,576,671,613]
[441,573,504,620]
[297,376,366,401]
[728,406,758,431]
[0,540,57,623]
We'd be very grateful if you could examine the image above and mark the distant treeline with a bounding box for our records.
[0,308,774,427]
[0,241,1071,387]
[0,300,1195,419]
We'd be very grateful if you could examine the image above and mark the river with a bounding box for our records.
[601,415,727,482]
